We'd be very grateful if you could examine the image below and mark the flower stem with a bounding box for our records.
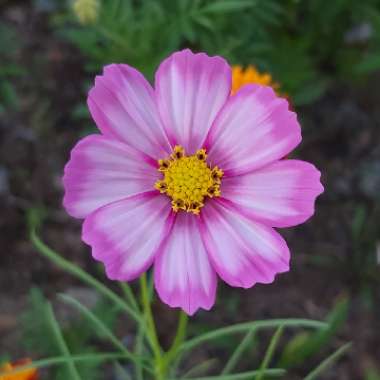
[139,273,164,380]
[164,311,188,367]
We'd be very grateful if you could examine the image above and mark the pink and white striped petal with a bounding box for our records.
[82,192,174,282]
[155,49,231,154]
[221,160,324,228]
[155,212,217,315]
[205,84,301,176]
[63,135,159,219]
[88,64,171,161]
[200,200,290,288]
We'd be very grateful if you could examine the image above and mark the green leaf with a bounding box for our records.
[351,205,367,241]
[27,209,141,324]
[72,104,90,121]
[45,303,82,380]
[181,358,219,378]
[119,282,140,313]
[278,332,311,367]
[0,81,19,109]
[365,365,380,380]
[21,288,58,355]
[201,0,254,14]
[303,342,352,380]
[181,319,327,354]
[180,18,196,42]
[113,362,133,380]
[192,14,214,31]
[58,294,151,372]
[256,326,284,380]
[355,53,380,74]
[221,328,256,374]
[175,368,285,380]
[292,79,330,106]
[279,297,349,368]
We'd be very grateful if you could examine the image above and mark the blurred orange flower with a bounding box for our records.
[231,65,280,95]
[0,359,38,380]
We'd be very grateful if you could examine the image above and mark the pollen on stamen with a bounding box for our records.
[155,146,223,215]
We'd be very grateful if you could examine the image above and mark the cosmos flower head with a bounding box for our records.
[231,65,280,95]
[63,49,324,315]
[0,359,38,380]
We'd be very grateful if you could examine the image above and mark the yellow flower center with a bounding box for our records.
[155,146,223,215]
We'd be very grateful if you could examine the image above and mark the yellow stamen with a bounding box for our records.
[171,145,185,160]
[155,146,223,215]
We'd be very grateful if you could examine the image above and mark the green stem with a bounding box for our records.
[222,328,256,374]
[46,303,82,380]
[134,323,145,380]
[303,342,352,380]
[119,282,140,313]
[58,294,152,373]
[29,225,140,323]
[181,319,327,353]
[164,311,188,368]
[140,273,164,380]
[256,326,284,380]
[170,368,286,380]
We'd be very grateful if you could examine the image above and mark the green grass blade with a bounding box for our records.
[181,319,327,353]
[5,353,128,375]
[176,368,286,380]
[256,326,284,380]
[279,296,349,368]
[165,311,189,366]
[180,358,218,378]
[29,216,140,324]
[114,362,133,380]
[134,322,145,380]
[139,273,162,361]
[303,342,352,380]
[45,303,82,380]
[58,294,152,373]
[119,282,140,312]
[222,328,256,374]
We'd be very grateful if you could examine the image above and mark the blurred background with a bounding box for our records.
[0,0,380,379]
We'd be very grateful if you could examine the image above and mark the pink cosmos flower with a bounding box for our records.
[63,49,324,315]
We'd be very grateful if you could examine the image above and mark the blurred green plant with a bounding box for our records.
[307,202,380,310]
[279,297,349,369]
[0,22,25,114]
[366,365,380,380]
[53,0,380,106]
[54,0,254,78]
[13,208,352,379]
[21,288,121,380]
[346,203,380,307]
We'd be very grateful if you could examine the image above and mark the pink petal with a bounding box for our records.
[154,212,217,315]
[82,192,174,281]
[200,200,290,288]
[63,135,158,218]
[88,64,171,161]
[205,84,301,176]
[155,49,231,153]
[221,160,324,228]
